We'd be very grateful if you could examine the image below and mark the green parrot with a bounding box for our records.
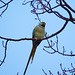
[24,22,46,75]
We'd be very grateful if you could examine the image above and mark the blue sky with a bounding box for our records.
[0,0,75,75]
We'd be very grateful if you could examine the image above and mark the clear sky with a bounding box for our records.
[0,0,75,75]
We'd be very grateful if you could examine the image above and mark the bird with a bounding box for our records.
[24,22,46,75]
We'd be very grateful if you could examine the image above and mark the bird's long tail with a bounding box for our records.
[24,47,36,75]
[31,47,36,63]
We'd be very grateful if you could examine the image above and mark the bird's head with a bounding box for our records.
[40,22,46,27]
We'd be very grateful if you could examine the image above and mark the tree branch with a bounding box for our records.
[43,34,75,56]
[0,0,13,16]
[0,20,68,41]
[0,40,8,66]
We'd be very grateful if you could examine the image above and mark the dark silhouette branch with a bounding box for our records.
[62,0,75,13]
[43,63,75,75]
[0,0,75,74]
[43,46,75,56]
[59,0,72,20]
[0,0,13,16]
[0,20,68,66]
[60,63,75,75]
[0,20,68,41]
[45,20,68,39]
[0,40,8,66]
[42,69,47,75]
[44,34,75,56]
[23,0,75,23]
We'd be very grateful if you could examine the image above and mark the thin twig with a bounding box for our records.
[0,40,8,66]
[42,69,47,75]
[0,0,13,16]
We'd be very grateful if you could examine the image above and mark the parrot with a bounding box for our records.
[24,22,46,75]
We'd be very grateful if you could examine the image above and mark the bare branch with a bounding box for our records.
[0,0,75,74]
[0,40,8,66]
[0,0,13,16]
[0,20,68,41]
[23,0,75,23]
[49,70,53,75]
[43,63,75,75]
[60,63,75,75]
[0,20,67,65]
[42,69,47,75]
[62,0,75,13]
[44,34,75,56]
[59,0,72,20]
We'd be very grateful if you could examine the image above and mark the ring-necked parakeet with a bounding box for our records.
[24,22,46,74]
